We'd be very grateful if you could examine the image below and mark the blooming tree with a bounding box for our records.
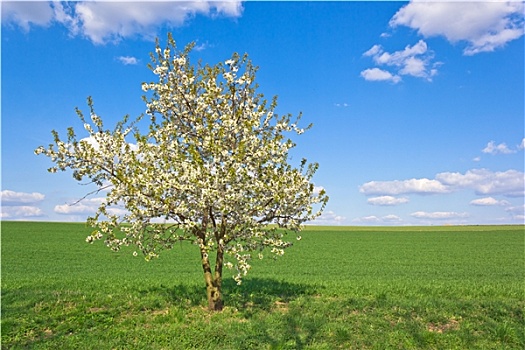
[35,34,328,311]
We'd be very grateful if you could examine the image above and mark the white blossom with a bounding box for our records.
[35,34,328,309]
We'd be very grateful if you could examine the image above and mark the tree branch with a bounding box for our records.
[69,184,113,206]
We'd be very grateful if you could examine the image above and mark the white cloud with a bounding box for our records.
[0,190,45,219]
[352,214,402,224]
[436,169,525,197]
[2,1,244,45]
[361,168,524,198]
[54,197,128,217]
[313,186,326,196]
[1,206,44,218]
[117,56,139,65]
[482,141,516,155]
[410,211,469,220]
[390,1,524,55]
[470,197,511,206]
[382,214,402,222]
[193,40,212,52]
[1,1,55,31]
[505,205,524,223]
[367,196,409,206]
[1,190,45,205]
[310,210,346,225]
[79,136,138,153]
[107,207,130,216]
[359,178,450,196]
[512,215,525,223]
[361,40,440,83]
[54,197,105,215]
[210,1,244,18]
[374,40,428,66]
[506,204,525,216]
[352,215,381,223]
[52,2,80,36]
[360,68,401,84]
[54,203,93,215]
[79,136,102,151]
[363,44,382,57]
[519,138,525,150]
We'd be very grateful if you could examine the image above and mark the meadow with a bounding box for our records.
[1,221,523,349]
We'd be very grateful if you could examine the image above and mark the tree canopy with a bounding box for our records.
[35,34,328,310]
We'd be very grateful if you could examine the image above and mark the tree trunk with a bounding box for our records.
[205,276,223,311]
[201,248,224,311]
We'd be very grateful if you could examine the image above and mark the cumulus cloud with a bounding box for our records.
[1,190,45,205]
[312,185,326,196]
[364,2,523,84]
[117,56,139,65]
[1,206,44,218]
[436,169,524,197]
[390,1,524,55]
[410,211,469,220]
[79,136,138,153]
[360,168,524,198]
[480,139,525,155]
[470,197,510,206]
[360,68,401,84]
[1,1,55,30]
[352,215,381,224]
[519,138,525,150]
[382,214,402,222]
[512,215,525,222]
[54,197,104,215]
[361,40,440,83]
[310,210,346,225]
[54,203,92,215]
[193,40,213,52]
[505,204,525,223]
[363,44,382,57]
[0,190,46,219]
[2,1,244,44]
[506,204,525,216]
[54,197,127,217]
[352,214,402,224]
[367,196,409,206]
[359,178,449,196]
[482,141,516,155]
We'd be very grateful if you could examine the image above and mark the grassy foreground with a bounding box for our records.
[1,222,524,349]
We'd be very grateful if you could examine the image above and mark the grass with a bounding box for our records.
[1,221,524,349]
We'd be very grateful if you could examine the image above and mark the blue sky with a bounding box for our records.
[1,1,524,225]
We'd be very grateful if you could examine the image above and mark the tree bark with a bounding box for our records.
[201,248,224,311]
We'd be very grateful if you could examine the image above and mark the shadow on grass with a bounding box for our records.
[140,277,322,314]
[224,278,320,311]
[139,278,325,348]
[224,278,326,348]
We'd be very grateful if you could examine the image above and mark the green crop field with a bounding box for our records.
[1,221,524,349]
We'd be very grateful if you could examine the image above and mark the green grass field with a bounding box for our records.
[1,222,524,349]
